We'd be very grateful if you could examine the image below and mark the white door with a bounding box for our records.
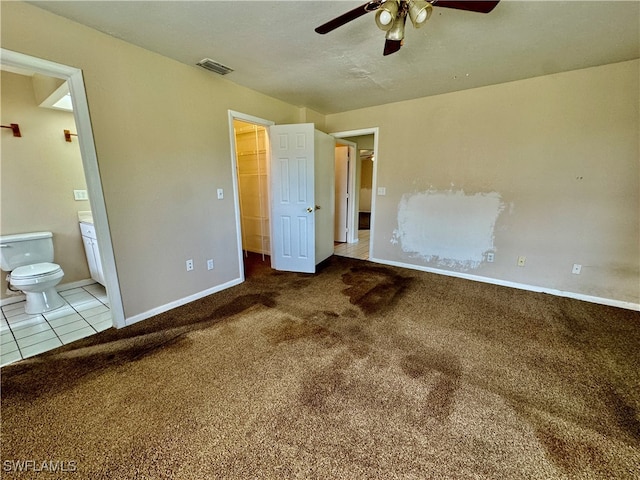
[269,123,316,273]
[269,124,335,273]
[334,146,349,242]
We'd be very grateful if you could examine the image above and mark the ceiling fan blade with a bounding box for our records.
[315,1,382,34]
[383,39,403,56]
[431,1,500,14]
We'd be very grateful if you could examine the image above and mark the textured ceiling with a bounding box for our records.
[28,1,640,114]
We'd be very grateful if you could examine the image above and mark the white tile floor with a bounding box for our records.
[334,230,370,261]
[0,283,112,367]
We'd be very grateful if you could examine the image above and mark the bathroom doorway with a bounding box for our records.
[1,49,124,363]
[0,69,90,294]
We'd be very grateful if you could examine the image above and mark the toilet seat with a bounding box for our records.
[10,263,63,285]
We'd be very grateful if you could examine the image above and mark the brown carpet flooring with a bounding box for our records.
[1,255,639,479]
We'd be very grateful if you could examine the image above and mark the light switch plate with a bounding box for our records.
[73,189,88,201]
[217,188,224,200]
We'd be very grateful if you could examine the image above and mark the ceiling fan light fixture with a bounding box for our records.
[375,0,399,31]
[379,10,393,25]
[408,0,432,28]
[314,0,500,56]
[385,13,406,41]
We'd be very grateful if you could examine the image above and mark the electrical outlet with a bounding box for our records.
[207,259,214,270]
[517,256,526,267]
[572,264,582,275]
[486,252,495,263]
[186,259,194,271]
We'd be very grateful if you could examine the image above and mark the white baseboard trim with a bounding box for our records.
[59,278,99,291]
[369,257,640,312]
[0,292,25,307]
[124,277,244,327]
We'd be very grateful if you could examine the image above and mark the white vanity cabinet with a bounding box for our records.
[80,222,105,286]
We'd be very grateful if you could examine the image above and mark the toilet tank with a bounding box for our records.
[0,232,55,271]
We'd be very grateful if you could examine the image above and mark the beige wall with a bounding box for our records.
[299,108,326,132]
[1,71,90,296]
[2,2,301,318]
[326,60,640,305]
[3,2,637,314]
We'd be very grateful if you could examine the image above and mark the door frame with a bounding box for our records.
[333,140,356,243]
[1,48,126,328]
[330,128,379,250]
[227,110,274,280]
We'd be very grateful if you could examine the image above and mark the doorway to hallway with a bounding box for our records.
[331,128,378,262]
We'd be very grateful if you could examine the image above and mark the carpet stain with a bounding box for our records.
[3,255,639,479]
[605,386,640,443]
[348,340,371,358]
[298,338,375,414]
[263,317,338,345]
[1,333,192,402]
[291,278,313,289]
[300,367,346,411]
[342,308,359,318]
[341,265,413,315]
[400,351,462,422]
[535,423,612,477]
[263,308,376,365]
[2,291,280,403]
[209,292,278,319]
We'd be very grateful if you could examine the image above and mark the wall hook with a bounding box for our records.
[64,129,78,142]
[1,123,21,137]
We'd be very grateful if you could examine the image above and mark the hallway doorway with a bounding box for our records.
[331,128,378,262]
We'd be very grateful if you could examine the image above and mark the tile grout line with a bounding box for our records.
[3,317,21,358]
[79,284,109,333]
[1,306,20,360]
[5,284,108,361]
[57,288,102,336]
[44,315,64,346]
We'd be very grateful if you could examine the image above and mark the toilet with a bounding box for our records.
[0,232,65,314]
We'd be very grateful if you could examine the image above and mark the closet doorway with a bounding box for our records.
[232,116,272,276]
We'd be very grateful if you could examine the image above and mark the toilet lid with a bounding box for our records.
[11,262,62,279]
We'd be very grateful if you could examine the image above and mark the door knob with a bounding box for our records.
[306,207,313,213]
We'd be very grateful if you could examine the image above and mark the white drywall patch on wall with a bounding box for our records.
[392,189,505,270]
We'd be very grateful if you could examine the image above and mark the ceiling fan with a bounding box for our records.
[315,0,500,56]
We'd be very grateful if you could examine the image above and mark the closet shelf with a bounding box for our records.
[237,149,267,156]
